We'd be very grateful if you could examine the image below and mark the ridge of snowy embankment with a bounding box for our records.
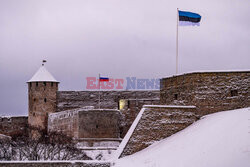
[114,107,250,167]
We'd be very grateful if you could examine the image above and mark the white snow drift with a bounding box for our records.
[114,107,250,167]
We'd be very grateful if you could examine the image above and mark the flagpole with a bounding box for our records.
[98,73,101,109]
[176,8,179,74]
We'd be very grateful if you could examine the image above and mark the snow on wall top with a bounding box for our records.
[49,107,119,122]
[162,69,250,80]
[143,105,196,109]
[28,66,59,83]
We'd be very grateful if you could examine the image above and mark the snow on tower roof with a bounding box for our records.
[28,66,59,83]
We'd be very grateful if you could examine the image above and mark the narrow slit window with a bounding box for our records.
[36,82,38,87]
[174,94,178,100]
[44,98,47,103]
[231,90,238,97]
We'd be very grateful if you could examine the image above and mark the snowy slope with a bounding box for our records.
[114,107,250,167]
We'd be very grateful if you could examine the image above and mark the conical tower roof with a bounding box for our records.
[28,66,59,83]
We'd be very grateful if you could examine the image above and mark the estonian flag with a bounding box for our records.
[179,10,201,26]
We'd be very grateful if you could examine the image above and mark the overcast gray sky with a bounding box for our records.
[0,0,249,116]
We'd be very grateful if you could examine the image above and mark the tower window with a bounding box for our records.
[44,98,47,103]
[174,94,178,100]
[34,98,36,102]
[29,83,32,88]
[231,90,238,97]
[51,82,54,87]
[96,125,99,129]
[43,82,46,86]
[36,82,38,87]
[127,100,130,108]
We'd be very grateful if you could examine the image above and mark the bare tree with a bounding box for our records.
[0,138,13,161]
[0,128,91,161]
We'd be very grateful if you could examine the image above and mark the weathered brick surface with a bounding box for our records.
[0,161,110,167]
[78,109,121,138]
[119,99,160,137]
[56,91,160,138]
[120,106,198,157]
[0,116,28,137]
[48,109,121,139]
[160,71,250,115]
[48,110,79,138]
[28,82,58,131]
[57,91,160,111]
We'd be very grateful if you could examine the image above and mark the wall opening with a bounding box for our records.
[36,82,38,87]
[51,82,53,87]
[174,94,178,100]
[231,90,238,97]
[44,98,47,103]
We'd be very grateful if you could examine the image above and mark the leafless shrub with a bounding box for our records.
[0,128,91,161]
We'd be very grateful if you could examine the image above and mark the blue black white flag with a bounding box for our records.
[178,10,201,26]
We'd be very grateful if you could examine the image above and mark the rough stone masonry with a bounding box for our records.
[119,105,199,158]
[160,71,250,116]
[48,108,121,139]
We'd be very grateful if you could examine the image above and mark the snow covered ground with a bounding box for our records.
[85,150,115,161]
[114,107,250,167]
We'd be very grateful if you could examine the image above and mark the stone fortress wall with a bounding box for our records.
[0,90,160,138]
[0,116,28,138]
[1,71,249,142]
[48,108,121,139]
[57,90,160,111]
[116,71,250,158]
[160,71,250,116]
[118,105,199,158]
[0,70,249,166]
[56,90,160,138]
[48,109,79,138]
[47,91,161,150]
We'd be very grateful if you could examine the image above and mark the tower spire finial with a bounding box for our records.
[42,60,47,66]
